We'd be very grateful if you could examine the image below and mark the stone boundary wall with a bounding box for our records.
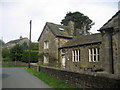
[30,65,120,88]
[2,61,28,65]
[30,64,39,71]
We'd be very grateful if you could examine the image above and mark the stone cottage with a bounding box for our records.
[59,10,120,76]
[38,10,120,76]
[38,21,89,66]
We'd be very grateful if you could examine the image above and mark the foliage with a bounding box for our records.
[22,50,38,63]
[0,65,27,67]
[2,57,12,62]
[49,54,58,67]
[10,44,24,61]
[0,39,5,46]
[2,47,12,62]
[2,47,10,58]
[38,52,44,60]
[61,11,94,31]
[38,52,59,67]
[21,42,28,50]
[25,68,75,88]
[31,42,39,50]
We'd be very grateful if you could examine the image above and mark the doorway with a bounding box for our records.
[62,55,66,68]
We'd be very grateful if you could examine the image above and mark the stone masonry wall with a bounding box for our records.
[30,65,120,88]
[38,26,58,66]
[60,44,104,73]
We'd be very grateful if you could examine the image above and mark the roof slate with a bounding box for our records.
[46,22,73,38]
[59,33,102,48]
[100,10,120,29]
[6,37,28,45]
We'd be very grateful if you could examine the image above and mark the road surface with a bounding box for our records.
[2,67,51,88]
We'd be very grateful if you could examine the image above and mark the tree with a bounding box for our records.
[21,42,28,50]
[22,50,38,63]
[2,47,10,58]
[2,47,12,62]
[61,11,94,31]
[31,42,39,50]
[10,44,24,61]
[0,39,5,46]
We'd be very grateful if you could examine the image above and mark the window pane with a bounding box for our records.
[74,51,75,62]
[94,48,96,54]
[94,55,96,61]
[89,49,92,62]
[98,48,100,61]
[44,41,49,49]
[72,51,74,62]
[78,50,80,61]
[76,50,78,62]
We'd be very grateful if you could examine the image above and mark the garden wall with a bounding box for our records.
[30,65,120,88]
[2,61,28,65]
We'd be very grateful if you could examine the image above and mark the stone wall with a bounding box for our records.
[2,61,28,65]
[30,65,120,88]
[100,11,120,75]
[30,64,40,71]
[59,43,104,73]
[38,26,58,66]
[38,25,70,67]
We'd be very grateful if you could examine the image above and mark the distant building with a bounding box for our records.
[4,36,29,48]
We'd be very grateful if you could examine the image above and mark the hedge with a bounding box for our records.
[2,57,12,62]
[22,50,38,63]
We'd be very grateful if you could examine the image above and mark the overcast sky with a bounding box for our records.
[0,0,119,43]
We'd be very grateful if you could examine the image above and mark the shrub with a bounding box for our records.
[2,57,12,62]
[10,44,24,61]
[22,50,38,63]
[2,47,10,58]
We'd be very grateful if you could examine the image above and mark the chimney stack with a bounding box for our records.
[20,36,22,39]
[83,25,87,35]
[68,21,74,36]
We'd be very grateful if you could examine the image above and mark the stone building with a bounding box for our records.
[59,10,120,76]
[38,10,120,76]
[5,36,29,48]
[38,22,76,66]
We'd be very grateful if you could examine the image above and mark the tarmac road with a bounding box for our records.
[2,67,51,88]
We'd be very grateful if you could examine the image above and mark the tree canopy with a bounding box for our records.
[0,39,5,46]
[61,11,94,31]
[10,44,24,61]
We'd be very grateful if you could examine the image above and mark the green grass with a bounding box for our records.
[0,65,27,67]
[25,68,76,88]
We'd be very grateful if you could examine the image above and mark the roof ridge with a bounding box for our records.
[6,37,28,44]
[46,22,68,28]
[101,10,120,29]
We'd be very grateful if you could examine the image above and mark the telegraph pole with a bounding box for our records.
[28,20,32,68]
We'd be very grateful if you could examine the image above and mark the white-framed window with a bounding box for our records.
[44,41,49,49]
[72,49,80,62]
[88,48,99,62]
[44,55,49,64]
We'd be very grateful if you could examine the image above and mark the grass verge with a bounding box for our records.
[0,65,27,67]
[25,68,76,88]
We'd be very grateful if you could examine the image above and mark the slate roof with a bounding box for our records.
[6,37,28,45]
[100,10,120,29]
[59,33,102,49]
[38,22,73,41]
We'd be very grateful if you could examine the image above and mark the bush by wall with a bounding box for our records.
[22,50,38,63]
